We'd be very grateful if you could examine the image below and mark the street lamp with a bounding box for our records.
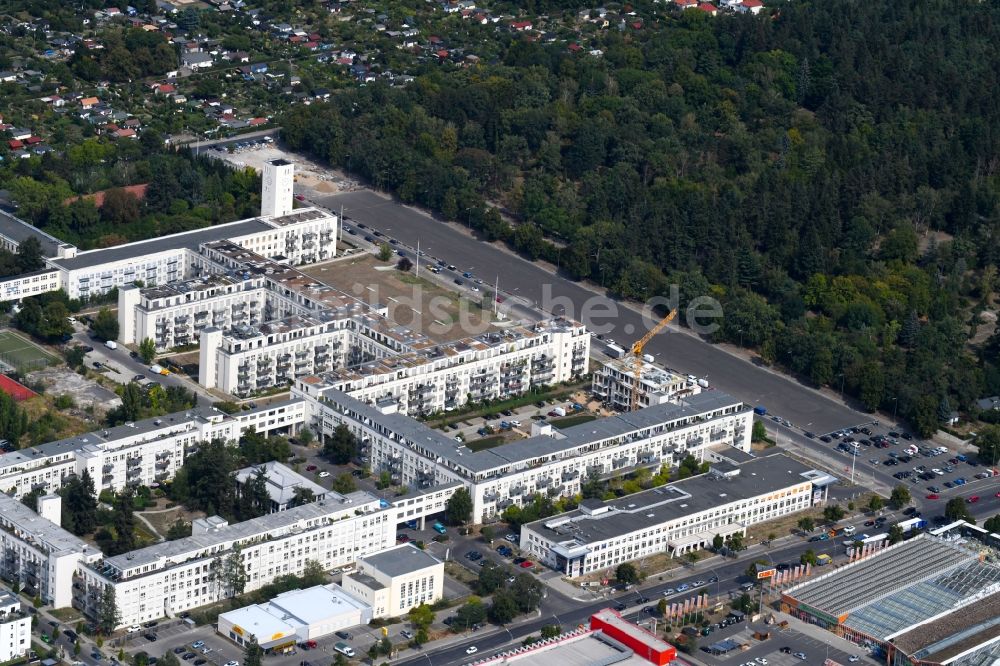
[891,396,899,425]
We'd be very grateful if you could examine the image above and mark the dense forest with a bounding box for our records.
[281,1,1000,435]
[4,142,262,249]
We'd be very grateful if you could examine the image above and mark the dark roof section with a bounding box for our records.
[0,210,69,258]
[891,591,1000,662]
[52,218,272,271]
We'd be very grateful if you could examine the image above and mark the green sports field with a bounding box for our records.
[0,329,59,371]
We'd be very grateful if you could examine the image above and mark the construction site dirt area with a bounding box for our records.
[301,255,502,343]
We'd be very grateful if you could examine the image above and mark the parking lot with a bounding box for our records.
[696,623,871,666]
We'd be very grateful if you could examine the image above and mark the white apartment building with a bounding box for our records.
[296,382,753,524]
[75,490,395,628]
[520,455,828,577]
[0,592,31,662]
[0,401,306,500]
[0,494,100,607]
[342,544,444,618]
[592,356,701,411]
[234,461,332,513]
[0,269,62,303]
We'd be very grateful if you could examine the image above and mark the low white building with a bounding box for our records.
[519,455,829,577]
[342,544,444,618]
[75,490,395,628]
[591,356,701,411]
[0,592,30,662]
[235,461,332,513]
[218,584,371,652]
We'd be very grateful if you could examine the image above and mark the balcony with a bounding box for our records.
[536,477,552,489]
[127,467,142,477]
[127,457,142,467]
[102,463,113,472]
[257,357,272,368]
[547,485,565,497]
[102,473,113,484]
[155,451,171,460]
[155,459,169,469]
[562,470,579,482]
[256,377,272,387]
[295,350,309,358]
[510,485,525,496]
[174,315,189,324]
[155,471,169,481]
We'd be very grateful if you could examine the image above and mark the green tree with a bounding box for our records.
[408,603,435,636]
[800,549,818,566]
[975,426,1000,467]
[367,644,380,663]
[944,498,975,524]
[540,624,561,639]
[745,559,768,579]
[378,243,393,261]
[712,534,724,551]
[475,562,510,596]
[488,589,519,624]
[616,563,640,585]
[331,472,357,494]
[166,518,191,541]
[823,505,845,522]
[751,420,767,442]
[726,532,746,552]
[454,597,487,631]
[888,524,905,544]
[480,526,495,543]
[889,485,911,510]
[20,487,44,512]
[445,487,473,525]
[797,516,815,532]
[868,495,885,512]
[92,307,119,342]
[581,471,604,499]
[291,487,316,507]
[220,545,248,598]
[138,338,156,364]
[322,425,358,464]
[96,586,121,635]
[111,486,138,555]
[242,638,263,666]
[984,514,1000,533]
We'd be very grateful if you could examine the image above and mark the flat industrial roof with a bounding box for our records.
[786,535,982,624]
[52,218,272,271]
[524,455,817,546]
[474,629,648,665]
[361,543,442,578]
[891,592,1000,661]
[269,584,370,626]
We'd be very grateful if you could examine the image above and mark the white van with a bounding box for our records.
[842,525,856,536]
[334,643,355,658]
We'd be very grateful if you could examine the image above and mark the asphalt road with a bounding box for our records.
[315,190,864,436]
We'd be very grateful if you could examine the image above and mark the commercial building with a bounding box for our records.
[591,356,701,411]
[0,592,31,662]
[519,455,825,576]
[298,383,753,524]
[781,532,1000,666]
[342,543,443,618]
[235,461,331,513]
[0,494,99,608]
[74,490,395,627]
[475,610,675,665]
[217,584,371,652]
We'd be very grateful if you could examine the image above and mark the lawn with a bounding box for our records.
[0,329,58,371]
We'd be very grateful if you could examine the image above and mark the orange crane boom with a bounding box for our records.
[630,309,677,411]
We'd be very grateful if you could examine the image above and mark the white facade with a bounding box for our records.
[0,269,61,303]
[0,494,99,608]
[592,356,701,411]
[342,544,444,618]
[520,456,819,577]
[218,584,372,651]
[297,383,753,524]
[261,159,294,218]
[75,492,395,628]
[0,593,31,662]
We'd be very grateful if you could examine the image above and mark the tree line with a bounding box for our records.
[281,0,1000,435]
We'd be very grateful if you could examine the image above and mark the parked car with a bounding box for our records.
[318,471,330,478]
[968,495,980,503]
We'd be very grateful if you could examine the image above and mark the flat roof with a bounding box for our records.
[0,493,90,555]
[0,210,67,257]
[52,217,273,271]
[891,591,1000,661]
[269,584,370,626]
[235,461,329,507]
[320,388,747,477]
[219,603,298,643]
[785,535,989,629]
[524,455,816,546]
[591,609,675,654]
[360,543,442,578]
[474,629,648,665]
[98,490,377,575]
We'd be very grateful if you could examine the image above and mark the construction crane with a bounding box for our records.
[630,309,677,411]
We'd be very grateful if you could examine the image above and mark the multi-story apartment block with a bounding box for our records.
[75,490,395,627]
[0,401,305,500]
[520,455,829,576]
[0,269,62,303]
[0,592,31,662]
[0,494,100,607]
[591,356,702,411]
[295,382,753,524]
[342,544,444,618]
